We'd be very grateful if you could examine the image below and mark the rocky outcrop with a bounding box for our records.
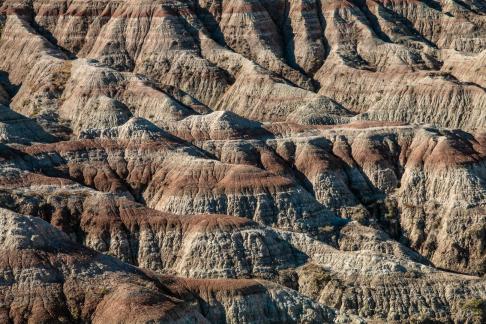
[0,207,206,323]
[442,49,486,88]
[0,125,341,233]
[179,121,486,276]
[353,72,486,130]
[0,1,485,323]
[396,129,486,275]
[1,119,484,275]
[0,207,338,323]
[1,169,484,323]
[282,231,486,323]
[1,109,484,321]
[0,177,308,279]
[0,104,55,143]
[3,0,484,128]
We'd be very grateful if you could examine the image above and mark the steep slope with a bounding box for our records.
[1,0,484,129]
[0,208,337,323]
[0,1,485,323]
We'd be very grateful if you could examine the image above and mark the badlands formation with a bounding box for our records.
[0,0,484,323]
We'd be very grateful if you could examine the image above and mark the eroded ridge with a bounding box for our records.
[0,1,484,323]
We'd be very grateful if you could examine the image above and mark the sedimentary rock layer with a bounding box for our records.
[0,1,485,323]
